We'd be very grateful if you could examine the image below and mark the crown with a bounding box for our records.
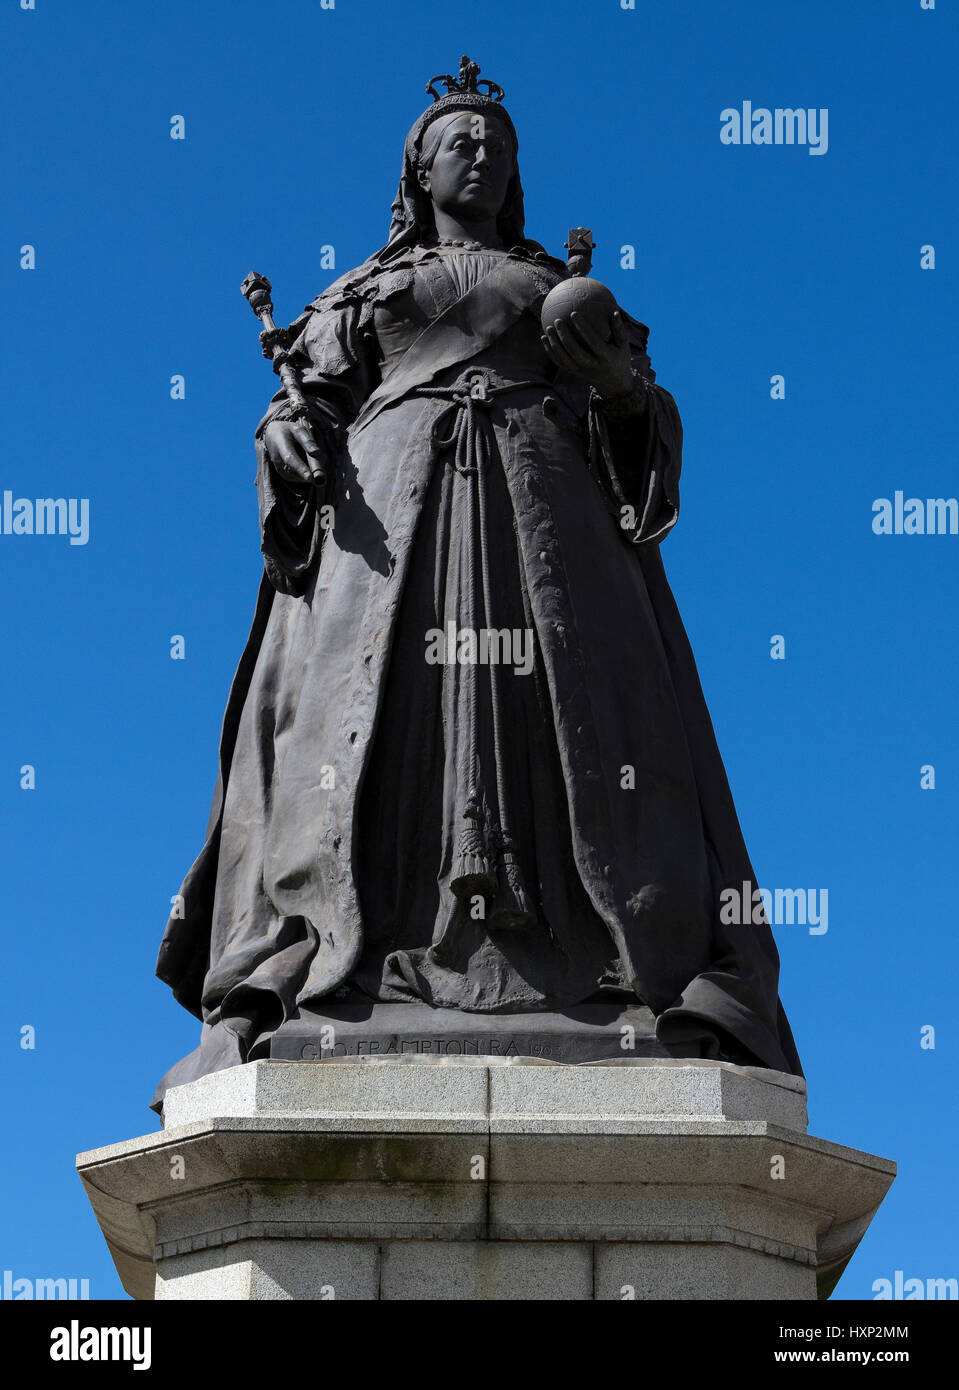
[425,55,504,104]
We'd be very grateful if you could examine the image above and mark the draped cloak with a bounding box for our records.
[153,238,802,1105]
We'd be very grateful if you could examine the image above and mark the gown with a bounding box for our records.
[154,236,802,1103]
[355,247,629,1010]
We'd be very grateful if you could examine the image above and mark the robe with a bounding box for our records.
[154,239,802,1106]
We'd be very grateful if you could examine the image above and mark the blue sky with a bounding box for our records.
[1,0,955,1299]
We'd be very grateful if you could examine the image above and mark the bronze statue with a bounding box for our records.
[153,57,801,1108]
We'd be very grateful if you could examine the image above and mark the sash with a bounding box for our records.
[350,259,547,435]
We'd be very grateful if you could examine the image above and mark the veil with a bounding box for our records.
[384,101,528,253]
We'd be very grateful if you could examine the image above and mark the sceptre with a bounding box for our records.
[564,227,595,277]
[240,271,326,486]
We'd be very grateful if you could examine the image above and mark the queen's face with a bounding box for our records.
[417,112,514,225]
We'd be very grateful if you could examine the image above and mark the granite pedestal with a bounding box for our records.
[77,1058,895,1300]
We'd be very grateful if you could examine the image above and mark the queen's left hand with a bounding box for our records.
[541,309,634,399]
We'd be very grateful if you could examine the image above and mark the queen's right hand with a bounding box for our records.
[262,419,327,488]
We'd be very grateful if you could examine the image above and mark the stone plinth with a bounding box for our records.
[76,1058,895,1300]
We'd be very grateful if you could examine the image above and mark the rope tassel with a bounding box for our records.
[488,844,536,931]
[451,793,498,900]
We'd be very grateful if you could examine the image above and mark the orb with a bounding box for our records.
[540,277,619,343]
